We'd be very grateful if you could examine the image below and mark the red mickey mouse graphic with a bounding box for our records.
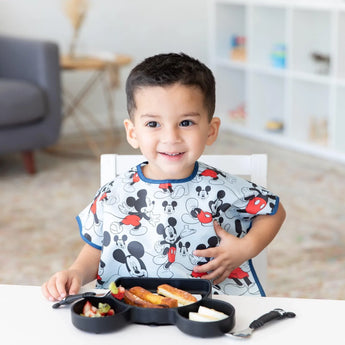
[199,168,226,180]
[228,267,249,280]
[159,183,173,193]
[121,214,141,227]
[228,266,253,288]
[192,208,213,224]
[132,172,140,184]
[238,183,277,215]
[245,196,267,214]
[90,186,110,225]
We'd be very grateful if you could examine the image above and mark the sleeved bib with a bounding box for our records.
[77,161,279,296]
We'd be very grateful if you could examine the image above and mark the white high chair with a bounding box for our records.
[100,154,268,292]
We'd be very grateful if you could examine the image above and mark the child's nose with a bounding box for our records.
[162,126,181,143]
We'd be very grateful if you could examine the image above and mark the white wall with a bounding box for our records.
[0,0,209,134]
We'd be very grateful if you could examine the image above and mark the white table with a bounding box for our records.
[2,284,344,345]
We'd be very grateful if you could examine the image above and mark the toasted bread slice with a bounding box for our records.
[157,284,197,305]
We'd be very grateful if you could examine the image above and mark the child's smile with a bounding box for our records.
[159,152,184,159]
[124,83,220,180]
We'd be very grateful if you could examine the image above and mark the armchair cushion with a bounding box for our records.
[0,79,45,127]
[0,34,61,173]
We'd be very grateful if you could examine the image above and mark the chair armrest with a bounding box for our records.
[0,35,62,142]
[0,35,60,94]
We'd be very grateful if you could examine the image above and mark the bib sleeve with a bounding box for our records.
[76,186,108,250]
[228,175,279,220]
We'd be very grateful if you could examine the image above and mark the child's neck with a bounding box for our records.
[140,161,197,181]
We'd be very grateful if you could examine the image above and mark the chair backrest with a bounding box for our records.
[100,153,268,291]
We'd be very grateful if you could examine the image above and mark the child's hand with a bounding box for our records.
[192,220,249,285]
[41,269,82,301]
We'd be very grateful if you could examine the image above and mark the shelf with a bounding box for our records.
[250,5,287,68]
[249,72,286,132]
[210,0,345,162]
[291,8,332,75]
[290,71,332,85]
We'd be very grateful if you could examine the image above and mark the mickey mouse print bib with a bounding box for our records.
[77,161,279,296]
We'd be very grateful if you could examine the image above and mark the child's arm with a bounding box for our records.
[41,243,101,301]
[192,202,286,285]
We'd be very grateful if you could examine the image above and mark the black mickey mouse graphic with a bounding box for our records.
[185,189,230,226]
[114,234,128,250]
[122,190,153,228]
[162,200,177,215]
[196,185,211,199]
[154,217,195,277]
[112,189,157,235]
[157,217,180,269]
[191,235,218,278]
[112,240,148,277]
[234,219,244,237]
[178,241,190,256]
[208,190,231,218]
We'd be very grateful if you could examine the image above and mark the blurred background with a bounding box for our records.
[1,0,344,300]
[0,0,208,135]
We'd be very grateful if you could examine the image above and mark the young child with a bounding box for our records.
[42,53,285,301]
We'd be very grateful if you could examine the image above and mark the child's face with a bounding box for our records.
[124,83,220,180]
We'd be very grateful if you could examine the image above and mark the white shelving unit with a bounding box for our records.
[209,0,345,163]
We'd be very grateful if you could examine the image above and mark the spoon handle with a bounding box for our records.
[52,292,96,308]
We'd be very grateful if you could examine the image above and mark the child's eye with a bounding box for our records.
[146,121,160,128]
[180,120,194,127]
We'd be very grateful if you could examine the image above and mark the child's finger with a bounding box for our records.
[41,282,54,301]
[193,246,217,258]
[213,220,227,238]
[68,277,81,296]
[56,276,67,299]
[213,271,231,285]
[45,278,61,301]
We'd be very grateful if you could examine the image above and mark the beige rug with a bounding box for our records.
[1,129,344,300]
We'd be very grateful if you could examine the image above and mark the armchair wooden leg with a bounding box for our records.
[22,151,36,174]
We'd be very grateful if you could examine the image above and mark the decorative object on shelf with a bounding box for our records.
[229,103,246,124]
[309,116,328,146]
[62,0,89,58]
[311,52,330,75]
[230,35,246,61]
[265,119,284,133]
[271,43,286,69]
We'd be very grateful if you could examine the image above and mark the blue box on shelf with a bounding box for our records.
[271,43,286,69]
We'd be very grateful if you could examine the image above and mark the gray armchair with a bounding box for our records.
[0,35,62,174]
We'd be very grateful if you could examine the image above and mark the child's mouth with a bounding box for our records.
[160,152,184,158]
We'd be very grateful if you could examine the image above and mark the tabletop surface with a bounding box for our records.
[2,284,344,345]
[60,54,132,70]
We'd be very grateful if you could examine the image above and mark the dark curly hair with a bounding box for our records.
[126,53,215,121]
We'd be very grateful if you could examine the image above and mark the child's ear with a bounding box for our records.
[124,119,139,149]
[206,117,221,146]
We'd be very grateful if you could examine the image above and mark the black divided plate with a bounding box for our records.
[72,295,131,333]
[71,277,235,337]
[114,277,211,324]
[176,298,235,337]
